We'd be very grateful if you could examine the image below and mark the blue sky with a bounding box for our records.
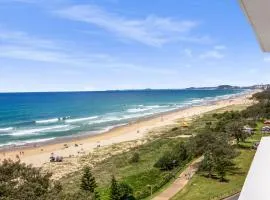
[0,0,269,92]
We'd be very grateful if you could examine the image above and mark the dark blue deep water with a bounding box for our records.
[0,89,246,147]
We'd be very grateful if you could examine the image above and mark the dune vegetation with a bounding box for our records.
[1,90,270,200]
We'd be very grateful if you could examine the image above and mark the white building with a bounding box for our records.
[238,1,270,199]
[238,137,270,200]
[239,0,270,52]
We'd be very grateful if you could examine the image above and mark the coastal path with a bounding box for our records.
[152,156,203,200]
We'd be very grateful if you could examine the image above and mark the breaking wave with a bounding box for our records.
[0,127,14,132]
[35,118,59,124]
[9,125,72,136]
[0,137,56,147]
[65,116,98,123]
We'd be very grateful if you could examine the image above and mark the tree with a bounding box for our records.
[200,151,215,178]
[110,175,120,200]
[154,141,189,170]
[210,139,237,181]
[0,159,61,200]
[191,132,220,156]
[154,151,176,170]
[80,166,97,193]
[213,111,242,132]
[225,121,247,143]
[215,155,235,182]
[118,182,134,200]
[195,131,237,181]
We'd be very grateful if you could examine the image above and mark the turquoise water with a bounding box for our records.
[0,89,246,147]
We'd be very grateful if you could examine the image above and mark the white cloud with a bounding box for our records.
[198,45,226,59]
[54,5,209,47]
[0,28,117,65]
[0,28,178,75]
[199,50,224,59]
[0,29,59,49]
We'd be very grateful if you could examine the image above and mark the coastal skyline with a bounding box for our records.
[0,0,270,92]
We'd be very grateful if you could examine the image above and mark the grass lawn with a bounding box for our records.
[172,122,269,200]
[60,137,187,200]
[171,149,255,200]
[60,104,253,200]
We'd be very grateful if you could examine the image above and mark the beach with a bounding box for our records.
[0,90,257,173]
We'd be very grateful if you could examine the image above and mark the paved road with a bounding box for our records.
[223,193,240,200]
[152,157,203,200]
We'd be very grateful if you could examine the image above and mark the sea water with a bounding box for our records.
[0,89,247,147]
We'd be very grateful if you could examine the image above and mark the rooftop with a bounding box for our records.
[240,0,270,52]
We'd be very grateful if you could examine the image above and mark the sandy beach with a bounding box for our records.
[0,91,257,178]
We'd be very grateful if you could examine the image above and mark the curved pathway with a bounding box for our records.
[152,157,203,200]
[223,193,240,200]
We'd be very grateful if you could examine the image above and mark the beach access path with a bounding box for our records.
[152,157,203,200]
[223,193,240,200]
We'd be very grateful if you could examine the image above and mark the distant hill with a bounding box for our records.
[216,85,240,89]
[186,85,240,90]
[187,84,270,90]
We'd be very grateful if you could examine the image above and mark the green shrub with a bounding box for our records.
[171,127,178,131]
[130,152,140,163]
[154,142,188,170]
[110,176,135,200]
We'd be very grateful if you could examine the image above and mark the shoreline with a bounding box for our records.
[0,90,258,167]
[0,90,251,152]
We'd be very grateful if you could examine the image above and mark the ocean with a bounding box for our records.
[0,89,247,147]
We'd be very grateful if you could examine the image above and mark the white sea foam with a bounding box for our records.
[0,127,14,132]
[36,118,59,124]
[146,105,168,109]
[127,105,169,113]
[121,112,153,120]
[124,93,246,121]
[190,99,204,104]
[100,123,128,132]
[10,125,71,136]
[87,112,155,125]
[22,137,56,144]
[0,137,56,147]
[127,108,151,113]
[65,116,98,123]
[88,117,121,125]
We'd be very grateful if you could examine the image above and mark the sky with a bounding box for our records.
[0,0,270,92]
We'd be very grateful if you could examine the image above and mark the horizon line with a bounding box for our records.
[0,86,256,94]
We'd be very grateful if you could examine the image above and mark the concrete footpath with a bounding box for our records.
[223,193,240,200]
[152,157,203,200]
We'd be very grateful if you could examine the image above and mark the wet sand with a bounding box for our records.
[0,91,256,168]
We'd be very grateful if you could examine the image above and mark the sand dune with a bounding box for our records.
[0,91,256,179]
